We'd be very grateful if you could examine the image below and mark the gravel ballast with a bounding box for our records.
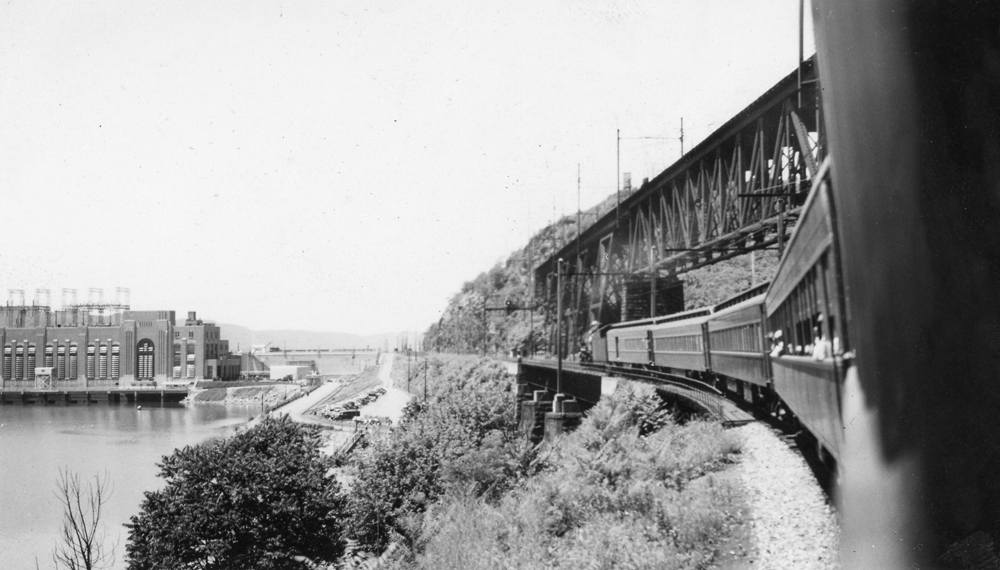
[736,422,840,570]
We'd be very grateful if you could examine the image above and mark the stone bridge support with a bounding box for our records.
[515,360,598,444]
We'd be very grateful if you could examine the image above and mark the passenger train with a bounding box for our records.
[590,159,845,463]
[588,3,1000,567]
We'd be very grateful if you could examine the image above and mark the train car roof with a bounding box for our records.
[713,282,770,312]
[711,292,766,317]
[604,306,713,331]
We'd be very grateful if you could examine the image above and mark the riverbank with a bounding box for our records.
[188,383,305,408]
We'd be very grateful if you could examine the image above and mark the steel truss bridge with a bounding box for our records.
[534,59,824,355]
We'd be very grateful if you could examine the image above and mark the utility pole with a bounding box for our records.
[577,164,581,264]
[616,129,620,228]
[556,258,564,397]
[680,118,685,157]
[528,237,534,357]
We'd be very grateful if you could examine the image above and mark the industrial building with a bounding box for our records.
[0,290,235,387]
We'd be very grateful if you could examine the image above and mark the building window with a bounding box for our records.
[86,345,96,380]
[110,344,120,379]
[69,345,78,380]
[174,331,180,340]
[188,331,194,339]
[173,342,182,378]
[186,353,195,378]
[137,339,154,380]
[26,345,35,380]
[57,345,66,380]
[98,345,108,379]
[3,346,11,381]
[15,345,24,380]
[44,345,53,368]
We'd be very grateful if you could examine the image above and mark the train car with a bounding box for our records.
[604,317,656,365]
[706,283,770,396]
[649,308,713,372]
[814,4,1000,565]
[590,324,610,364]
[763,159,845,462]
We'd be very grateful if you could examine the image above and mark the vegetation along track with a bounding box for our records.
[582,360,840,505]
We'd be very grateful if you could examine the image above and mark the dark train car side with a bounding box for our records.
[650,308,712,373]
[706,287,769,400]
[763,160,847,462]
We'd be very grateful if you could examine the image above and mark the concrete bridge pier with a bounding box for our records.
[543,395,583,443]
[518,390,553,444]
[515,361,588,443]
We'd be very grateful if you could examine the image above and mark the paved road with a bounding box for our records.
[355,353,413,424]
[266,352,413,427]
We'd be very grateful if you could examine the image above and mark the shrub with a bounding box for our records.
[403,382,746,570]
[345,357,525,552]
[125,416,345,570]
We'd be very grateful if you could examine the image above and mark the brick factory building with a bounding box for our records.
[0,306,235,387]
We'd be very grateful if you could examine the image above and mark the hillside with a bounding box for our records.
[424,191,780,354]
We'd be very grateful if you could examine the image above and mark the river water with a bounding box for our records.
[0,401,257,569]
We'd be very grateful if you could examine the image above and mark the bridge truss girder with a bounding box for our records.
[536,59,823,357]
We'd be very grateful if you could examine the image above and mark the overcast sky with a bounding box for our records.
[0,0,814,335]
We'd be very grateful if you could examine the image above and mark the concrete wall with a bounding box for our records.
[254,350,380,376]
[269,365,311,380]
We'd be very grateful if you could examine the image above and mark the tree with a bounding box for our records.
[52,468,115,570]
[124,415,346,570]
[345,358,520,551]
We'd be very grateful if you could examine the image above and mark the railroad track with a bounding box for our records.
[519,357,837,500]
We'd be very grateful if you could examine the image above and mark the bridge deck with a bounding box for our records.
[518,358,755,426]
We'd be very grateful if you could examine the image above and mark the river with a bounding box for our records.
[0,401,258,569]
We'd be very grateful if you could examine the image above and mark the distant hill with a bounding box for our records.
[214,323,398,352]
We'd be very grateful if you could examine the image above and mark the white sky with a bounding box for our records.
[0,0,814,335]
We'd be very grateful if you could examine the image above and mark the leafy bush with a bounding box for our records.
[345,357,527,552]
[401,383,745,570]
[125,416,346,570]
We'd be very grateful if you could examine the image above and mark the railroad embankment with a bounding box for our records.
[332,354,840,569]
[187,382,304,407]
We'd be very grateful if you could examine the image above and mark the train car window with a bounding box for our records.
[710,322,764,353]
[794,282,805,353]
[655,334,702,352]
[823,252,843,355]
[811,265,824,335]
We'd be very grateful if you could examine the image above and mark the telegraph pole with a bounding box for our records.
[556,258,564,397]
[529,240,534,357]
[577,164,581,264]
[616,129,620,228]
